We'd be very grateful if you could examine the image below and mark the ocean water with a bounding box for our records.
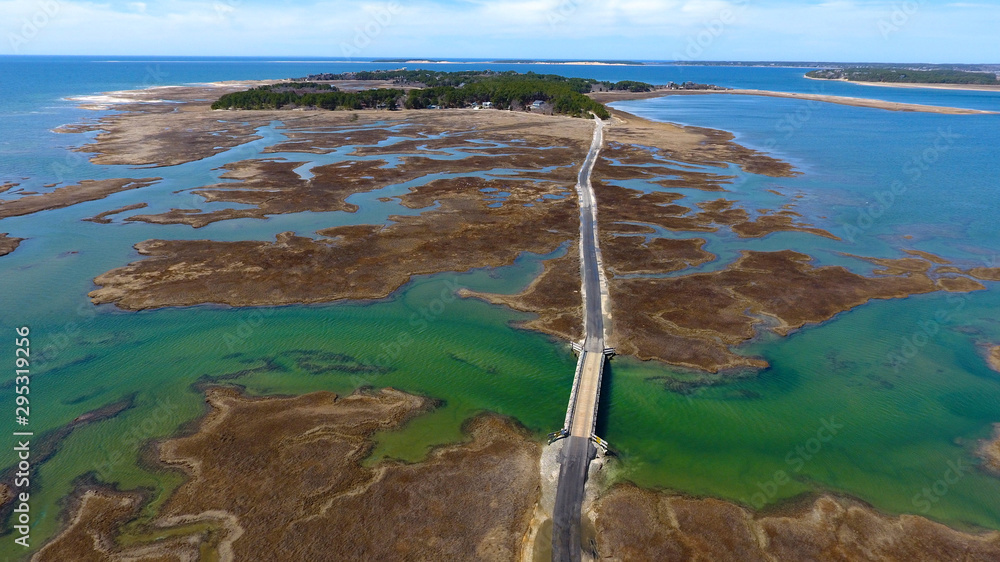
[2,56,1000,555]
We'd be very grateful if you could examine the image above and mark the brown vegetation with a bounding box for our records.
[609,250,946,372]
[56,83,273,167]
[82,203,149,224]
[968,267,1000,282]
[986,346,1000,374]
[0,179,159,220]
[593,484,1000,561]
[978,423,1000,476]
[935,276,986,292]
[463,245,584,342]
[36,388,540,561]
[33,489,202,561]
[601,236,714,276]
[604,108,797,178]
[33,392,1000,561]
[130,143,582,228]
[0,233,23,256]
[91,176,578,309]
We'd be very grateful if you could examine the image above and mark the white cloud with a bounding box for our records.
[0,0,997,61]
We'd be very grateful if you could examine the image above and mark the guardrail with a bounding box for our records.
[562,348,587,431]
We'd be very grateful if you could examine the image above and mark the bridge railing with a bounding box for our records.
[562,348,587,431]
[589,355,606,437]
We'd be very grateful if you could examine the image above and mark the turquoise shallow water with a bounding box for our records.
[2,57,1000,556]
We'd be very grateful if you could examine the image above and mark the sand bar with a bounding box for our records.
[591,89,997,114]
[806,75,1000,92]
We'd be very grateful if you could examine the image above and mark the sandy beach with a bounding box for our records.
[590,88,997,114]
[854,81,1000,91]
[805,75,1000,92]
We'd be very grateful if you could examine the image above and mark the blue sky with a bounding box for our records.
[2,0,999,62]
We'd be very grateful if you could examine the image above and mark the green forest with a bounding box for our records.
[806,67,1000,85]
[211,82,403,111]
[211,70,656,118]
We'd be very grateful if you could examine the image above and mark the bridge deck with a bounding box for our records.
[569,351,605,438]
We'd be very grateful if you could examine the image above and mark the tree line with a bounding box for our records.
[210,70,654,118]
[212,84,404,111]
[401,75,611,118]
[807,67,1000,85]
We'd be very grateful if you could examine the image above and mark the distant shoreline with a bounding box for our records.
[590,88,997,115]
[805,74,1000,92]
[378,59,641,66]
[67,76,996,116]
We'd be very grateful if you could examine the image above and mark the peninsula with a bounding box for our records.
[807,66,1000,91]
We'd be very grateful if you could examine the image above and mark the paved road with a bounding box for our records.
[552,435,594,561]
[552,116,607,562]
[577,117,606,355]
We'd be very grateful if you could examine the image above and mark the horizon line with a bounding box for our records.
[1,55,999,66]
